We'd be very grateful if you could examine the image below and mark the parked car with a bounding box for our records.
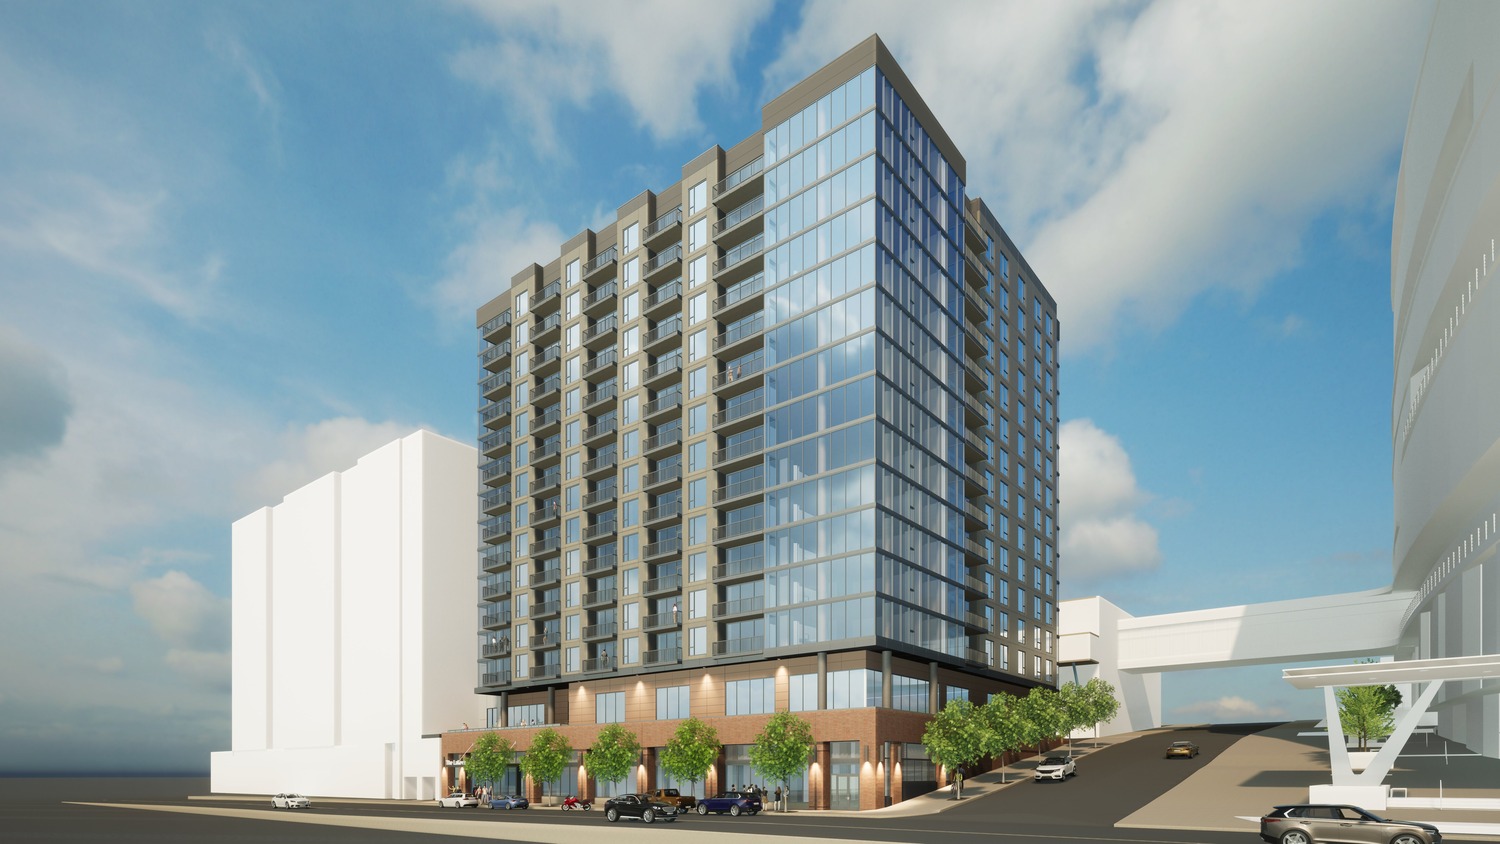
[603,793,681,824]
[487,794,529,810]
[1165,740,1200,759]
[648,788,697,811]
[271,793,310,809]
[1260,804,1441,844]
[697,790,762,816]
[1033,755,1077,782]
[436,791,479,808]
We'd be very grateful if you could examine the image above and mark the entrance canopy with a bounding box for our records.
[1284,653,1500,689]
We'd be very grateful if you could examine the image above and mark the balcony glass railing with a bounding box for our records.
[583,280,616,310]
[713,273,765,313]
[715,195,764,234]
[714,392,764,427]
[646,206,683,238]
[714,515,764,542]
[713,475,764,504]
[713,435,763,465]
[584,246,618,274]
[714,156,764,197]
[714,235,764,272]
[712,637,763,656]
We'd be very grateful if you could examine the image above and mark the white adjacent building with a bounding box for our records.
[211,430,488,799]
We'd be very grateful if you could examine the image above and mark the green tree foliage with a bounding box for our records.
[1080,677,1121,732]
[660,716,721,798]
[520,728,573,795]
[1337,685,1400,751]
[922,699,986,788]
[979,693,1025,783]
[1019,686,1067,749]
[749,710,814,797]
[464,732,514,794]
[584,724,640,792]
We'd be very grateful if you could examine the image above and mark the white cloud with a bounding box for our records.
[766,0,1427,352]
[432,207,569,324]
[450,0,775,144]
[205,29,284,162]
[1174,695,1288,721]
[131,571,230,653]
[1059,419,1162,582]
[240,417,421,511]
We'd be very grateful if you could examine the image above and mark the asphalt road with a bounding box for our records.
[0,727,1274,843]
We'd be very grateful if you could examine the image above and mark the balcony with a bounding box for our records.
[532,535,562,556]
[713,195,764,249]
[964,501,987,527]
[533,343,562,374]
[583,485,617,512]
[583,315,618,350]
[713,554,763,582]
[964,392,990,425]
[583,280,617,316]
[713,516,764,542]
[532,439,561,465]
[533,280,562,314]
[583,519,617,544]
[712,234,764,285]
[480,547,511,573]
[963,464,987,492]
[533,408,563,440]
[645,426,681,455]
[583,245,618,281]
[583,656,616,673]
[963,574,987,596]
[712,637,763,657]
[480,429,509,458]
[532,600,562,620]
[533,378,561,406]
[645,463,682,490]
[643,611,681,632]
[481,612,510,631]
[645,317,682,350]
[644,244,682,282]
[714,156,763,206]
[481,639,510,658]
[713,393,764,433]
[480,368,513,400]
[964,428,988,460]
[713,595,764,620]
[583,383,618,412]
[644,355,682,385]
[529,567,561,589]
[480,405,509,433]
[582,621,616,641]
[713,474,764,505]
[582,552,617,575]
[964,317,988,357]
[712,272,765,323]
[644,205,682,250]
[481,487,512,515]
[531,663,562,681]
[482,581,510,602]
[583,417,617,445]
[964,611,988,631]
[643,573,681,597]
[964,647,989,666]
[533,312,562,342]
[582,588,617,609]
[481,670,510,687]
[643,647,681,667]
[644,279,682,316]
[964,537,988,561]
[644,537,682,561]
[481,309,512,343]
[532,471,561,497]
[712,435,763,471]
[964,280,989,318]
[480,518,511,543]
[583,451,618,478]
[712,314,764,357]
[530,630,561,650]
[480,344,510,373]
[644,391,682,420]
[644,500,681,526]
[583,348,618,379]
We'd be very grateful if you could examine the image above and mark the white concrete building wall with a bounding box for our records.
[212,430,486,799]
[1058,596,1160,734]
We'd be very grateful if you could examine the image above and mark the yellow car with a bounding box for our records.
[1165,741,1200,759]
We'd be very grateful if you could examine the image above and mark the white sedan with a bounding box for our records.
[437,791,480,808]
[271,793,311,809]
[1033,756,1077,781]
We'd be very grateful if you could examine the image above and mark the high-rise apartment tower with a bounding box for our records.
[459,36,1060,810]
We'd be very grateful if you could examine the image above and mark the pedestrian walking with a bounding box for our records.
[954,768,964,799]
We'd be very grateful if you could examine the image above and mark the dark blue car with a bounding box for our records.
[488,794,529,810]
[696,790,762,816]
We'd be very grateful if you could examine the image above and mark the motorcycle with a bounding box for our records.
[561,795,591,811]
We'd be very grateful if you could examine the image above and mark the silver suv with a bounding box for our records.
[1260,804,1440,844]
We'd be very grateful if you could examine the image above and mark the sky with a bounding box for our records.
[0,0,1433,773]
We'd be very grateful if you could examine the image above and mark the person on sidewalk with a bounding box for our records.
[953,768,963,799]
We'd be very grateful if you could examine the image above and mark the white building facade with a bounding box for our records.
[211,430,488,799]
[1390,0,1500,759]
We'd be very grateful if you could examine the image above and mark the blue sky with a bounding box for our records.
[0,0,1431,772]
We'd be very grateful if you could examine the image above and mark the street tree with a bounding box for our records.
[584,724,640,795]
[1018,686,1065,753]
[979,693,1024,783]
[520,728,573,797]
[1337,685,1399,751]
[749,710,814,804]
[1080,677,1120,737]
[922,698,986,797]
[660,716,721,799]
[464,732,514,795]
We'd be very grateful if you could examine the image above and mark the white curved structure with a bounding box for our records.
[1391,0,1500,758]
